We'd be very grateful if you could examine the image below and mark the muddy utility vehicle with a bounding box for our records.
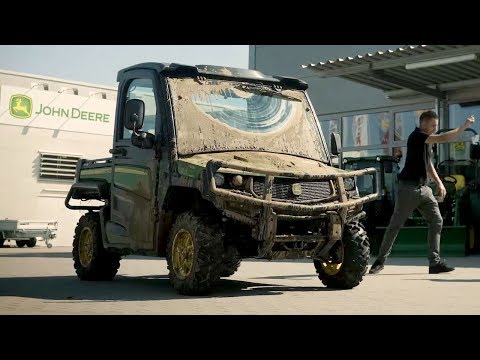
[65,63,378,295]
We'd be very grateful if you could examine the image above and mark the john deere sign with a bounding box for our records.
[9,94,110,122]
[1,85,116,136]
[9,95,32,119]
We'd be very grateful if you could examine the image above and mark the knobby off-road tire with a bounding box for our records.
[166,212,223,295]
[72,212,121,281]
[314,221,370,289]
[220,245,241,278]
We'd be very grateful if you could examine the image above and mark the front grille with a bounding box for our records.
[253,178,333,203]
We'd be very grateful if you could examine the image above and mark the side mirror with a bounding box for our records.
[131,131,155,149]
[125,99,145,131]
[331,132,342,156]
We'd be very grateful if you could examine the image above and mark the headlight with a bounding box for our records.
[213,173,225,187]
[231,175,243,187]
[343,177,356,191]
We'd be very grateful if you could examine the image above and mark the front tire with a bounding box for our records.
[220,245,241,277]
[72,212,121,281]
[314,221,370,289]
[166,212,223,295]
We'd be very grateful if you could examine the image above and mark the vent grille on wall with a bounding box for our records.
[39,151,82,181]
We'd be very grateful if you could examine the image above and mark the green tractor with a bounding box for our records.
[342,155,400,253]
[429,128,480,255]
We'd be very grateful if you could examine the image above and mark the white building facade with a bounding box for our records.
[0,69,118,246]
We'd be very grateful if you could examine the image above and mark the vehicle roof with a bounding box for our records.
[117,62,308,90]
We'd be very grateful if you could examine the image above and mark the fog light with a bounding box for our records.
[214,173,225,186]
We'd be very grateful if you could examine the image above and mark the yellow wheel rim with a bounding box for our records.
[321,242,344,276]
[79,228,94,267]
[172,229,195,280]
[321,261,342,276]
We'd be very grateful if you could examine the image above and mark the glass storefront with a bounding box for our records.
[449,102,480,133]
[342,112,391,147]
[319,105,435,169]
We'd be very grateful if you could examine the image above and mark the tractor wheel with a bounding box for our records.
[16,241,26,248]
[27,238,37,247]
[220,245,241,278]
[72,212,121,281]
[314,221,370,289]
[166,212,223,295]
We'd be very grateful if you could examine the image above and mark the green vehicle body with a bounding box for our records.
[65,62,378,295]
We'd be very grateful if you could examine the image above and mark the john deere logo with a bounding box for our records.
[291,183,302,196]
[9,95,33,119]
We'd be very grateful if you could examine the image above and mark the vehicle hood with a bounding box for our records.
[177,151,346,178]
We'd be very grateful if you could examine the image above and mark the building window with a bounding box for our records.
[449,102,480,134]
[394,109,433,141]
[39,151,82,181]
[342,112,391,147]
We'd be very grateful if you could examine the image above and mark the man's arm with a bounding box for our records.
[425,115,475,144]
[428,160,446,199]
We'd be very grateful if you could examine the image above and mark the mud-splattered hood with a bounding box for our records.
[177,151,346,179]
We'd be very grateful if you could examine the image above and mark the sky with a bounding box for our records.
[0,45,250,87]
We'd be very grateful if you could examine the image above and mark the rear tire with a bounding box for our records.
[314,221,370,289]
[72,212,121,281]
[16,240,26,248]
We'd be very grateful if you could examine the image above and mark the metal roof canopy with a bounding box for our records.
[303,45,480,100]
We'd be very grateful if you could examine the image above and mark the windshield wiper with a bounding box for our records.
[236,84,302,102]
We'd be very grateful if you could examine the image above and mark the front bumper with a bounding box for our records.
[206,160,378,259]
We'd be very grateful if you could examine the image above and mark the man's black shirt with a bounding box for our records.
[398,127,430,182]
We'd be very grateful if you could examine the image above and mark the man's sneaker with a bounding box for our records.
[429,261,455,274]
[369,260,384,274]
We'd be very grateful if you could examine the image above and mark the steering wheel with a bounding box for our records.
[442,175,457,185]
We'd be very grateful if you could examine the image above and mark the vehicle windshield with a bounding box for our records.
[167,77,328,162]
[436,128,477,182]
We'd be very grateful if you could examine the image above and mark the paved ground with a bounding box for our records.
[1,246,480,315]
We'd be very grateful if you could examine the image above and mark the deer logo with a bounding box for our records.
[9,95,33,119]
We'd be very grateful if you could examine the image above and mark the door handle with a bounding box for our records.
[109,147,127,156]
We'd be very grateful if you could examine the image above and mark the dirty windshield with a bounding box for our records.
[167,77,328,162]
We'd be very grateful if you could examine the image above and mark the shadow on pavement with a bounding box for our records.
[252,274,316,280]
[0,274,335,302]
[0,251,72,259]
[428,278,480,283]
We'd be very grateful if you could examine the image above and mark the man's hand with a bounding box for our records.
[437,183,447,200]
[463,115,475,129]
